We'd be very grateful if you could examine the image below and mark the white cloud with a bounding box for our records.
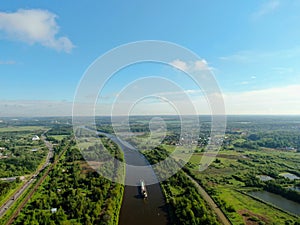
[0,100,72,117]
[219,47,300,63]
[170,59,188,71]
[219,50,262,63]
[272,67,294,74]
[0,60,16,65]
[240,81,249,85]
[223,85,300,115]
[0,9,74,53]
[185,89,202,94]
[157,85,300,115]
[170,59,211,72]
[194,59,209,71]
[252,0,280,20]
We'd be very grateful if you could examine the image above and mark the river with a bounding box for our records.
[99,132,169,225]
[248,191,300,216]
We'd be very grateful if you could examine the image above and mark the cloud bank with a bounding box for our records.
[223,84,300,115]
[0,9,74,53]
[0,85,299,117]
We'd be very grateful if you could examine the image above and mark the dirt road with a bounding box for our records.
[185,174,232,225]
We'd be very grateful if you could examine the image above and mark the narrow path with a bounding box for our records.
[185,173,232,225]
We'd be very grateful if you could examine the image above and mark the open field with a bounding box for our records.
[184,147,300,224]
[216,187,296,224]
[0,126,46,132]
[47,135,68,141]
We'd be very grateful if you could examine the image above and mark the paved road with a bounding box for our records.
[185,174,232,225]
[0,177,35,217]
[41,134,54,169]
[0,134,53,218]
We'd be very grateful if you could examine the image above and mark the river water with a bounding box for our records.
[248,191,300,216]
[100,132,169,225]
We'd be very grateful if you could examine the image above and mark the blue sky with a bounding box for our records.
[0,0,300,116]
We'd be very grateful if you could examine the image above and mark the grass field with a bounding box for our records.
[217,187,296,224]
[76,137,102,149]
[175,146,300,224]
[48,135,68,141]
[0,126,46,132]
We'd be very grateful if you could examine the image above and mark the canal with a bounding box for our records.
[101,132,169,225]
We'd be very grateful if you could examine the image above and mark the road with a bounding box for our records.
[0,177,35,217]
[185,173,232,225]
[0,134,54,218]
[41,134,54,170]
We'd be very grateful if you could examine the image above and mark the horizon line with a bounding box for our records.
[1,114,300,119]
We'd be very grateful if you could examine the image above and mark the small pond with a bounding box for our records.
[256,175,274,181]
[279,172,300,180]
[248,191,300,216]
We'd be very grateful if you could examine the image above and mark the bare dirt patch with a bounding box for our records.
[238,209,270,225]
[79,161,103,174]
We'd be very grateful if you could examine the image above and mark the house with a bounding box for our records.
[51,208,57,213]
[32,135,40,141]
[285,147,295,151]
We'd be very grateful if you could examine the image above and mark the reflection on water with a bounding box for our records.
[119,184,168,225]
[249,191,300,216]
[279,172,300,180]
[290,186,300,192]
[256,175,274,181]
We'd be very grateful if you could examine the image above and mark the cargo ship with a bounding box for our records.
[140,179,148,198]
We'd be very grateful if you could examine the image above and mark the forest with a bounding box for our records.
[13,137,124,225]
